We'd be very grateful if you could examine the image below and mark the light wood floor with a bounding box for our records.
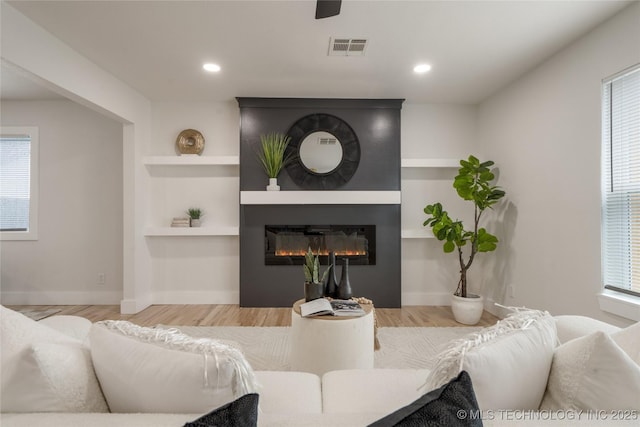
[6,304,500,327]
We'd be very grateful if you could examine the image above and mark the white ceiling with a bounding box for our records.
[1,0,634,104]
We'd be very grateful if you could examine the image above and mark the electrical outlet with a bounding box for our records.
[508,285,516,298]
[97,273,106,285]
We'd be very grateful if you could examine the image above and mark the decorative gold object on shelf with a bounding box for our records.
[175,129,205,155]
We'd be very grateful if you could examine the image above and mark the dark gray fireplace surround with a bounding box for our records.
[238,98,403,308]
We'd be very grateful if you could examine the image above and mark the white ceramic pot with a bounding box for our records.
[266,177,280,191]
[190,218,201,227]
[450,293,484,325]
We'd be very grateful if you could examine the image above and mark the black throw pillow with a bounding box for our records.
[368,371,482,427]
[184,393,259,427]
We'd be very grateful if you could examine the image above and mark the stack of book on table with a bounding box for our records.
[171,217,190,227]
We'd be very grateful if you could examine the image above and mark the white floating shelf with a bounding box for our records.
[240,191,401,205]
[144,226,239,236]
[401,229,435,239]
[401,158,459,168]
[143,156,239,166]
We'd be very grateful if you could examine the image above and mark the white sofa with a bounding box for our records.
[1,306,638,427]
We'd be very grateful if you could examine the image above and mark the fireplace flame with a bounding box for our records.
[275,250,367,257]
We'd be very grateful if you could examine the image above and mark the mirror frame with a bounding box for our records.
[285,113,360,189]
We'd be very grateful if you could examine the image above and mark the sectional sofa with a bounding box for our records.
[1,305,638,426]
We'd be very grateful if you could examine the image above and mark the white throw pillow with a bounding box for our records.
[0,305,108,412]
[424,307,556,410]
[31,342,110,412]
[89,321,257,413]
[554,315,621,344]
[39,315,93,342]
[612,321,640,364]
[540,331,640,411]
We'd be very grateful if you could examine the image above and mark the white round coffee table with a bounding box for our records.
[290,299,374,376]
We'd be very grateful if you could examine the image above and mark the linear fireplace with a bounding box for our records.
[265,225,375,265]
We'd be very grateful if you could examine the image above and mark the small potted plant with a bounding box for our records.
[423,155,506,325]
[187,208,203,227]
[303,247,331,302]
[256,132,294,191]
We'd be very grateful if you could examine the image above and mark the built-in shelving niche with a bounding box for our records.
[143,155,239,238]
[400,158,458,239]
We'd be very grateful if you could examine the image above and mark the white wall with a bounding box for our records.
[0,100,123,304]
[2,2,153,313]
[147,101,240,303]
[401,104,480,305]
[477,3,640,326]
[144,101,480,306]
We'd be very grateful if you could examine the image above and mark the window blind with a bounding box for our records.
[602,64,640,297]
[0,136,31,231]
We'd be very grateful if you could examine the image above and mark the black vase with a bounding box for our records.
[304,281,324,302]
[324,251,338,298]
[336,258,352,300]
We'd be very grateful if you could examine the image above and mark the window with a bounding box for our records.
[0,127,38,240]
[602,64,640,302]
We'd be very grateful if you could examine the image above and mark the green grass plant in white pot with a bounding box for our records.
[187,208,203,227]
[256,132,294,191]
[423,155,506,325]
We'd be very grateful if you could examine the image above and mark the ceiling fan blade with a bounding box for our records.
[315,0,342,19]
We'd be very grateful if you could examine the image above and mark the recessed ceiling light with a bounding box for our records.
[203,63,221,72]
[413,64,432,74]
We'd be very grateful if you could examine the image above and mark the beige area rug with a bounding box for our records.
[161,326,480,371]
[16,308,61,321]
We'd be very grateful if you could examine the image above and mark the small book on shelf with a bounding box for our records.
[300,298,366,317]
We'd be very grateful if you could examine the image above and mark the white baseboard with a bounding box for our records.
[1,290,236,312]
[151,290,239,305]
[120,294,152,314]
[0,290,122,305]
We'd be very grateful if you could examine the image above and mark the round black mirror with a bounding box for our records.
[285,114,360,189]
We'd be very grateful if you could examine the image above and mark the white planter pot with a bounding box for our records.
[450,294,484,325]
[266,178,280,191]
[190,218,201,227]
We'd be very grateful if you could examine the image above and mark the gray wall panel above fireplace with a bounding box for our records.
[237,98,403,191]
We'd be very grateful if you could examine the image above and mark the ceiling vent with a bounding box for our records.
[328,37,368,56]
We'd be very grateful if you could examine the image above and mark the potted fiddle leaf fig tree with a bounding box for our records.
[256,132,294,191]
[423,155,506,325]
